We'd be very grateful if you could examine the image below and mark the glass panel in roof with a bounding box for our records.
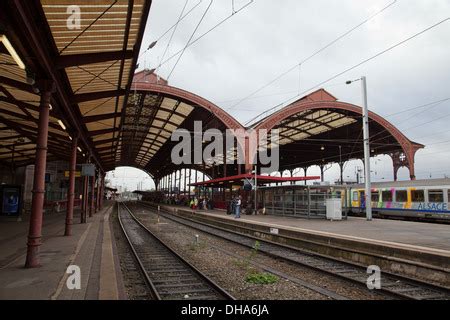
[164,123,177,132]
[160,97,178,110]
[152,120,164,128]
[156,110,170,119]
[176,102,194,116]
[169,114,184,124]
[307,126,329,135]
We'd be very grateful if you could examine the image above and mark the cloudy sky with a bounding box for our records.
[108,0,450,190]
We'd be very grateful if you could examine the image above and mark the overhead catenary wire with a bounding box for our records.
[156,0,190,75]
[155,0,203,42]
[411,128,450,141]
[166,0,214,81]
[244,17,450,127]
[365,97,450,142]
[155,0,254,69]
[383,97,450,118]
[370,99,450,144]
[227,0,398,112]
[138,0,203,61]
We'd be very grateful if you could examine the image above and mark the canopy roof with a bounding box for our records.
[0,0,151,170]
[0,0,424,182]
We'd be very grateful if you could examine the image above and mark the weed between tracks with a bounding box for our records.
[233,240,279,285]
[245,272,279,285]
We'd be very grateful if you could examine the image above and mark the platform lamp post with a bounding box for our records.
[339,145,343,185]
[346,76,372,221]
[254,165,257,215]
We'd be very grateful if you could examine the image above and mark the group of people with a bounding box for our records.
[229,195,242,218]
[189,197,212,211]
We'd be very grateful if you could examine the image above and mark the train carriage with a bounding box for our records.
[345,178,450,222]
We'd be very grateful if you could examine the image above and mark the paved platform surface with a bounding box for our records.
[0,202,126,300]
[162,204,450,253]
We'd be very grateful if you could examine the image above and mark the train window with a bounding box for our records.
[428,189,444,202]
[372,191,380,202]
[382,191,393,202]
[371,192,379,202]
[353,191,358,201]
[411,190,425,202]
[396,190,408,202]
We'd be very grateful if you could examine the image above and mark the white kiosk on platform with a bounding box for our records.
[326,198,343,221]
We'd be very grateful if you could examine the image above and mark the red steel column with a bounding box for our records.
[65,136,78,236]
[96,172,101,212]
[89,169,95,217]
[183,168,187,197]
[99,174,104,210]
[81,174,88,224]
[25,81,54,268]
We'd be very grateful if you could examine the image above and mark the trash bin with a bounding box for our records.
[326,198,342,221]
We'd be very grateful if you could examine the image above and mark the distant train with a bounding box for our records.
[343,178,450,222]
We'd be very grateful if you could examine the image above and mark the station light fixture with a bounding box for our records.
[0,34,25,69]
[69,136,72,141]
[26,68,36,85]
[77,147,82,152]
[321,146,325,151]
[57,119,66,131]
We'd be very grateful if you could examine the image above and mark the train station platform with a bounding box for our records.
[151,203,450,286]
[202,209,450,251]
[0,202,125,300]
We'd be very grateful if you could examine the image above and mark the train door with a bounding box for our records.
[351,189,360,210]
[360,191,366,209]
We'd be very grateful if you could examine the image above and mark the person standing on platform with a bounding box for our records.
[194,197,198,210]
[235,195,242,219]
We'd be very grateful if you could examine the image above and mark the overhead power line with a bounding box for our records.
[228,0,398,112]
[370,99,450,144]
[138,0,203,61]
[367,98,450,141]
[167,0,214,81]
[155,0,254,69]
[157,0,190,74]
[245,17,450,127]
[383,98,450,118]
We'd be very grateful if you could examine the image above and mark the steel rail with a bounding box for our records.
[117,202,234,300]
[138,202,450,300]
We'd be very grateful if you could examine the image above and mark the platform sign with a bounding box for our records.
[81,164,95,177]
[243,177,254,191]
[64,171,81,178]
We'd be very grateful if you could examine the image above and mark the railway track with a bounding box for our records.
[117,202,234,300]
[137,202,450,300]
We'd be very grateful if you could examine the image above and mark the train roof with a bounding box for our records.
[349,178,450,189]
[257,178,450,190]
